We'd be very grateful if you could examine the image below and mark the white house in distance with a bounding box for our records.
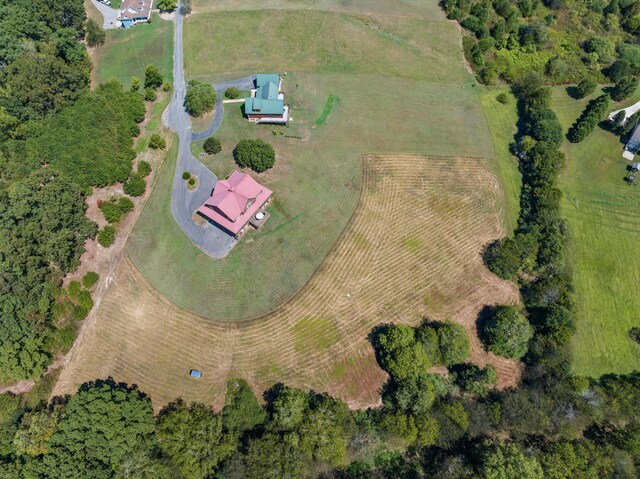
[609,99,640,160]
[119,0,153,28]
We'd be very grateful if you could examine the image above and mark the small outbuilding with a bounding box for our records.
[189,369,202,379]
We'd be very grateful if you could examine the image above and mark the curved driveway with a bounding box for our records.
[89,0,120,29]
[163,7,253,258]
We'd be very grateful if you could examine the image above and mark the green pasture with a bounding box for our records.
[478,87,522,232]
[192,0,446,19]
[184,10,469,83]
[131,70,494,321]
[549,87,640,376]
[94,14,173,87]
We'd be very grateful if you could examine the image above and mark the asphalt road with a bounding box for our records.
[163,7,255,258]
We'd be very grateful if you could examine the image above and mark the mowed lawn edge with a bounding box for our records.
[127,72,496,321]
[94,14,174,87]
[551,87,640,376]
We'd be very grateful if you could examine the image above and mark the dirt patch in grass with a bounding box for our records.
[54,155,520,410]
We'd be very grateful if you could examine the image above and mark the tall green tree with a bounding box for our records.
[144,65,163,89]
[373,324,429,380]
[222,379,266,434]
[481,306,533,359]
[184,80,217,117]
[35,380,156,478]
[156,400,237,479]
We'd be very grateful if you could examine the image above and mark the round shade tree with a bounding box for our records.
[203,136,222,155]
[185,80,217,117]
[373,324,429,380]
[144,64,163,89]
[435,321,470,366]
[481,306,533,359]
[234,139,276,172]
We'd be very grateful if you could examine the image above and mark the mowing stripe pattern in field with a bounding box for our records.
[55,155,520,410]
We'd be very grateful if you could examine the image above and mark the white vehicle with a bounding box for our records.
[102,0,111,5]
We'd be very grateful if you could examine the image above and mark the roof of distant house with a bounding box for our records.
[628,121,640,147]
[256,74,281,89]
[198,171,272,235]
[120,0,153,19]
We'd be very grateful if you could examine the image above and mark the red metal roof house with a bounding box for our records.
[197,171,272,237]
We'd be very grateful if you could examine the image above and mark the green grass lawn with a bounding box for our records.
[478,87,522,232]
[192,0,446,18]
[550,87,640,376]
[131,71,495,321]
[127,5,502,321]
[184,10,469,83]
[94,14,173,87]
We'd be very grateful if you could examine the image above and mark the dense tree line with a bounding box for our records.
[0,2,149,383]
[441,0,640,90]
[0,366,637,478]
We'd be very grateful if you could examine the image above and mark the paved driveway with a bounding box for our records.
[90,0,120,29]
[163,7,253,258]
[191,76,256,141]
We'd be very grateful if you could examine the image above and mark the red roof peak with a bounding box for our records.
[198,171,273,235]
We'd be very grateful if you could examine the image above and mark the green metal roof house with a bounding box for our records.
[244,74,289,124]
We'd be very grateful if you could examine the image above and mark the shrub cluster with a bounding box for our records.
[144,64,163,90]
[97,225,116,247]
[567,94,610,143]
[124,173,146,197]
[82,271,100,289]
[85,19,105,47]
[148,134,166,150]
[203,136,222,155]
[611,76,639,101]
[137,160,152,177]
[234,139,276,172]
[99,196,134,224]
[574,77,597,99]
[224,87,240,99]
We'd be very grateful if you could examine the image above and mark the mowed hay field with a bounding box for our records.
[550,87,640,376]
[55,0,523,406]
[55,155,519,409]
